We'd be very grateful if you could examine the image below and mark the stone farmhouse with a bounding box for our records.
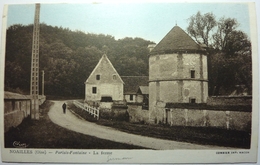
[85,54,149,108]
[121,76,148,104]
[85,54,124,107]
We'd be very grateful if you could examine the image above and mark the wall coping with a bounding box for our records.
[4,91,30,100]
[165,103,252,112]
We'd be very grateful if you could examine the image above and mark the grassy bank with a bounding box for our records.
[69,102,251,149]
[4,101,146,149]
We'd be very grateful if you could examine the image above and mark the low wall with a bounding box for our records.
[145,95,252,131]
[128,105,149,124]
[207,96,252,106]
[99,105,128,121]
[39,95,46,105]
[4,92,46,132]
[166,108,251,131]
[4,92,31,132]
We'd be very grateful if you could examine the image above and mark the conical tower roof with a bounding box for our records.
[150,26,205,55]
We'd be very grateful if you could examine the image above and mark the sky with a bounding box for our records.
[6,2,252,43]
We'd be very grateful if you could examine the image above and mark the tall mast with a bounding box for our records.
[30,3,40,120]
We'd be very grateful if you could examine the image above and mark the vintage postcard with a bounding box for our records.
[0,1,258,164]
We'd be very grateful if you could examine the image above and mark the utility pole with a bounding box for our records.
[30,3,40,120]
[42,70,44,96]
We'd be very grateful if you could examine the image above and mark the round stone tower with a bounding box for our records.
[148,25,208,124]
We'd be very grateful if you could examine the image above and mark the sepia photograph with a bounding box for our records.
[0,0,258,164]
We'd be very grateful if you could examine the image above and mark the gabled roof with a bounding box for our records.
[150,25,205,55]
[137,86,149,95]
[86,54,124,84]
[121,76,148,94]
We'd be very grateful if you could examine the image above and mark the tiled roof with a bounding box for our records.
[4,91,30,100]
[150,26,205,55]
[121,76,148,94]
[138,86,149,95]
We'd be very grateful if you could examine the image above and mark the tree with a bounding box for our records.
[212,17,239,51]
[5,24,152,98]
[187,11,217,47]
[187,12,252,96]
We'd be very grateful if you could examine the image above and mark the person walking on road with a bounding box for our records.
[62,103,67,114]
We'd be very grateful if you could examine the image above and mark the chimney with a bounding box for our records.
[148,44,156,52]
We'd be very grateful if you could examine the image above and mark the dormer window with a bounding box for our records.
[190,70,195,78]
[113,75,117,80]
[96,74,100,80]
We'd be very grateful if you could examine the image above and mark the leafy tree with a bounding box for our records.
[187,12,252,96]
[212,17,239,51]
[187,11,217,47]
[5,24,153,98]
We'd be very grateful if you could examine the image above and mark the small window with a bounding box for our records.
[96,75,100,80]
[189,98,196,103]
[12,101,15,110]
[190,70,195,78]
[92,87,97,94]
[130,95,134,101]
[113,75,117,80]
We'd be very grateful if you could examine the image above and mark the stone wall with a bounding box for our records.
[149,53,208,115]
[128,105,149,123]
[99,105,128,121]
[165,108,251,132]
[146,95,252,131]
[207,96,252,106]
[39,95,46,105]
[4,99,31,132]
[4,92,46,132]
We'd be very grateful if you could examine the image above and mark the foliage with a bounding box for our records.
[5,24,153,97]
[187,12,252,95]
[187,11,217,47]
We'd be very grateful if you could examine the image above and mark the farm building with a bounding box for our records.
[84,54,124,106]
[121,76,148,104]
[136,86,149,105]
[148,25,208,124]
[4,91,46,132]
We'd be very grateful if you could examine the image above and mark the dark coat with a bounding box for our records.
[62,103,66,110]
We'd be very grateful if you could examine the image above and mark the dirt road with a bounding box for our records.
[48,101,233,150]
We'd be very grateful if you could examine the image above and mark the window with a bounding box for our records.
[130,95,134,101]
[190,70,195,78]
[92,87,97,94]
[113,75,117,80]
[12,101,15,110]
[189,98,196,103]
[96,75,100,80]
